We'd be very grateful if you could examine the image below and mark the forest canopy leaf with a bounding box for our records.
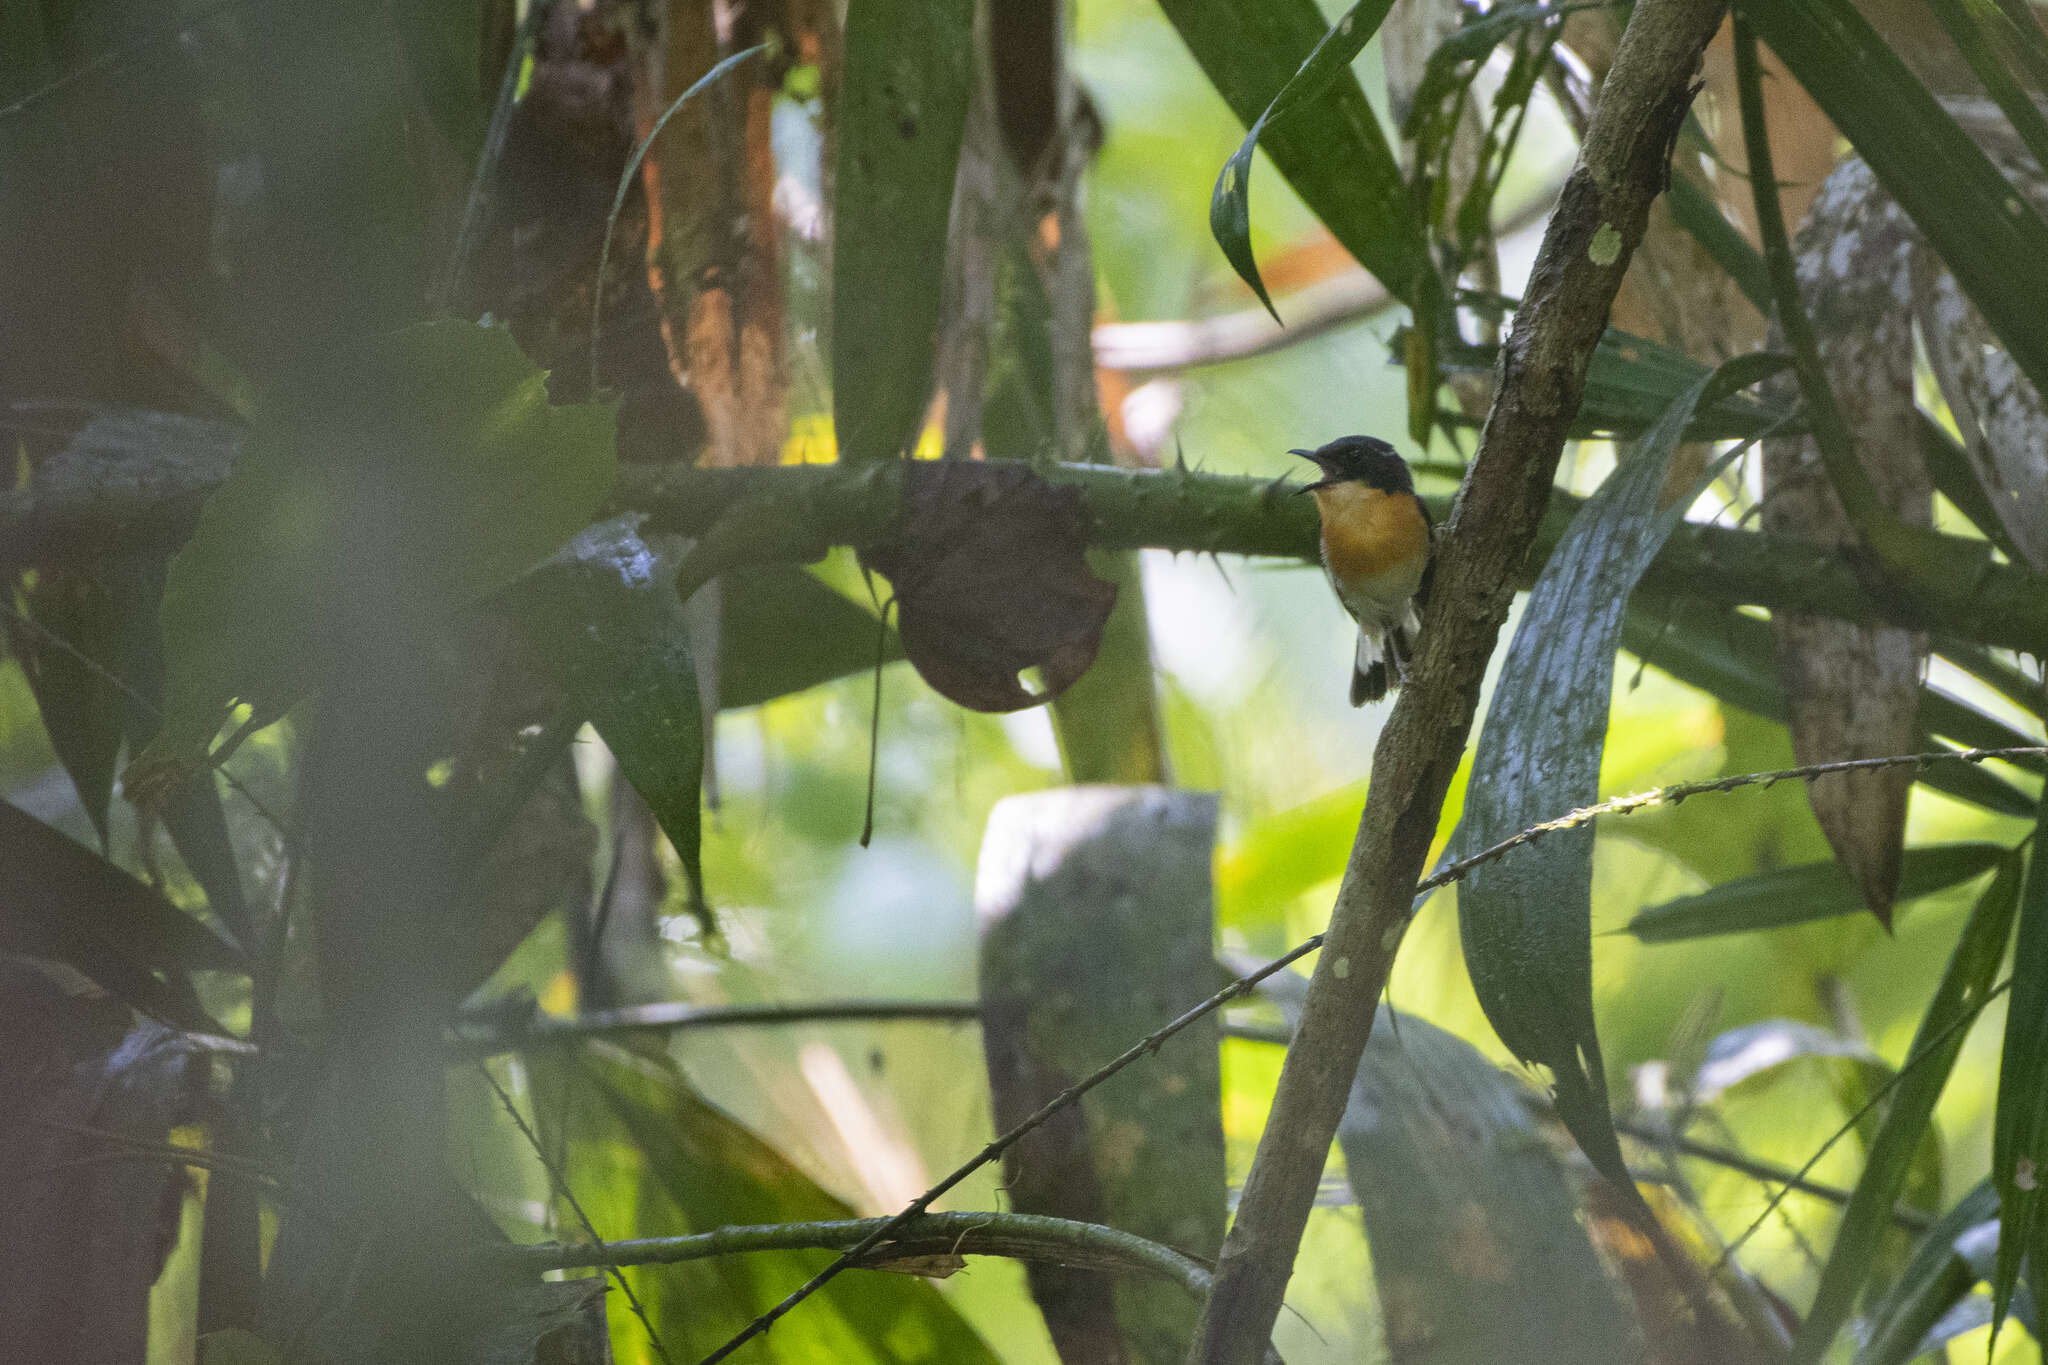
[527,1043,1002,1363]
[135,321,614,780]
[0,800,237,1030]
[718,565,902,710]
[1790,852,2023,1362]
[1992,797,2048,1331]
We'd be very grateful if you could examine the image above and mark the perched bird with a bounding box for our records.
[1292,435,1435,706]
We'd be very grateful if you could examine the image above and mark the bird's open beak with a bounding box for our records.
[1289,447,1332,494]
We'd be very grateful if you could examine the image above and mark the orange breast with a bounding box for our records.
[1312,483,1430,589]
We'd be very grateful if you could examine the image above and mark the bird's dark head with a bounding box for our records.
[1289,435,1412,495]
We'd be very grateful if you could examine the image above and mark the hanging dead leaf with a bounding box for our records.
[859,461,1115,712]
[1764,156,1930,928]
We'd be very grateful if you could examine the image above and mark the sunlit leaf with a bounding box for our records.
[1459,353,1783,1190]
[1625,843,2011,943]
[833,0,974,463]
[1791,853,2023,1362]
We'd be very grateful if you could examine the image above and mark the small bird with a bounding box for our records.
[1292,435,1435,706]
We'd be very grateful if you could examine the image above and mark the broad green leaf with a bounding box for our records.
[1625,843,2010,942]
[1993,799,2048,1331]
[1459,354,1782,1191]
[1,799,237,1031]
[1737,0,2048,402]
[833,0,974,463]
[1165,0,1424,309]
[141,322,614,771]
[1792,854,2024,1362]
[1206,0,1401,319]
[511,519,704,920]
[719,565,902,710]
[527,1042,1002,1364]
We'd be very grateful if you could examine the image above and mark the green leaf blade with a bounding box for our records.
[1993,796,2048,1332]
[1626,843,2011,943]
[1167,0,1422,308]
[1458,356,1778,1190]
[1737,0,2048,402]
[512,519,706,920]
[1790,854,2024,1362]
[833,0,975,464]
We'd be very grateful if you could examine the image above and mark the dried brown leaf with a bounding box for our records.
[859,461,1116,712]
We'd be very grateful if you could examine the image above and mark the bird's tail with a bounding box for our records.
[1350,608,1421,707]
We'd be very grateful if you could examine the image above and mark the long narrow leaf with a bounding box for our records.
[1922,0,2048,182]
[1626,843,2010,943]
[1207,0,1399,319]
[1791,853,2024,1362]
[833,0,974,463]
[1621,597,2041,819]
[1852,1181,2046,1364]
[1993,801,2048,1331]
[1736,0,2048,403]
[1165,0,1423,312]
[1459,353,1784,1190]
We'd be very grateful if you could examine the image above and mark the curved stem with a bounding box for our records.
[485,1211,1215,1299]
